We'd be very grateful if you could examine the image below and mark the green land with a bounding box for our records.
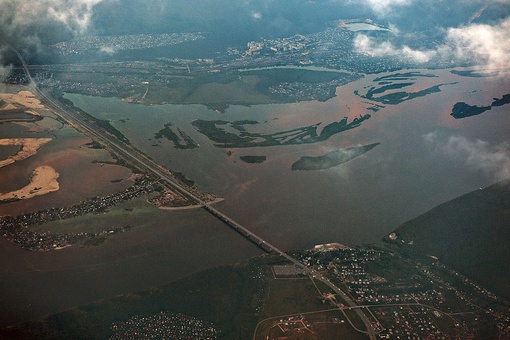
[154,123,198,149]
[356,72,456,105]
[451,94,510,119]
[240,155,267,164]
[291,143,379,171]
[192,114,370,148]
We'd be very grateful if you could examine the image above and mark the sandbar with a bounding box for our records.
[0,165,59,201]
[0,138,53,168]
[0,90,45,111]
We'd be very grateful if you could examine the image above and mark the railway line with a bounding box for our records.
[12,49,377,339]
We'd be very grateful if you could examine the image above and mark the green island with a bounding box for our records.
[291,143,379,171]
[450,69,500,77]
[360,83,457,105]
[154,123,198,149]
[240,155,267,164]
[451,94,510,119]
[372,72,438,82]
[356,72,456,105]
[192,114,370,148]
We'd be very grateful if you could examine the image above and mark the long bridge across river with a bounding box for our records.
[13,48,376,339]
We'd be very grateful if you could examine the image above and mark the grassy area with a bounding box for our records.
[262,278,332,317]
[1,255,284,340]
[154,123,198,149]
[254,310,368,340]
[29,195,161,234]
[0,253,370,339]
[240,155,266,164]
[192,114,370,148]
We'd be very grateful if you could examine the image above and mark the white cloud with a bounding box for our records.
[446,17,510,68]
[353,0,413,16]
[99,46,117,55]
[354,16,510,68]
[424,132,510,182]
[1,0,104,35]
[368,0,412,13]
[251,11,262,21]
[354,34,437,63]
[0,0,105,67]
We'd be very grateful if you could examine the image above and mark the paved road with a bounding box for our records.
[13,49,376,339]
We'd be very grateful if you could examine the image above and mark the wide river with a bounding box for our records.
[1,68,509,327]
[66,68,510,247]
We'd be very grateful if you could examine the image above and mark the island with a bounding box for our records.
[240,155,267,164]
[291,143,379,171]
[192,114,371,148]
[451,94,510,119]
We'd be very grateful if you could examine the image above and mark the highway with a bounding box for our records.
[13,49,376,339]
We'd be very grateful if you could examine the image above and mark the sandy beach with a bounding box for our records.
[0,90,45,112]
[0,165,59,201]
[0,138,52,168]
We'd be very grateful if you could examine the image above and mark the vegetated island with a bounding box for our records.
[291,143,379,171]
[360,82,457,105]
[192,114,370,148]
[355,72,457,105]
[239,155,266,164]
[450,69,500,77]
[154,123,198,149]
[450,93,510,119]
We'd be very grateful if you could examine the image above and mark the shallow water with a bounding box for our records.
[1,68,508,327]
[64,68,510,248]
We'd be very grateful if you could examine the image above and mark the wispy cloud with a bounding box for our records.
[251,10,262,21]
[365,0,412,16]
[446,18,510,68]
[354,16,510,69]
[0,0,105,65]
[354,34,437,63]
[348,0,412,16]
[424,132,510,182]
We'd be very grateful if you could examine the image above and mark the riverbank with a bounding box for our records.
[0,138,52,168]
[0,165,59,201]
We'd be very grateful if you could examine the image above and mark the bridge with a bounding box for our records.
[12,48,377,339]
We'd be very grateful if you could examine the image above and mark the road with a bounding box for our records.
[13,48,376,339]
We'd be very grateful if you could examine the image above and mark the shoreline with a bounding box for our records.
[155,197,225,211]
[0,165,60,201]
[0,138,52,169]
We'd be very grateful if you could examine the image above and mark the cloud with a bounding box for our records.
[352,0,413,16]
[424,132,510,181]
[354,16,510,68]
[367,0,412,14]
[1,0,103,33]
[99,46,117,55]
[445,17,510,68]
[0,0,104,65]
[354,34,437,63]
[251,11,262,21]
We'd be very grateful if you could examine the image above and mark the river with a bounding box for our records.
[1,67,508,327]
[64,68,510,248]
